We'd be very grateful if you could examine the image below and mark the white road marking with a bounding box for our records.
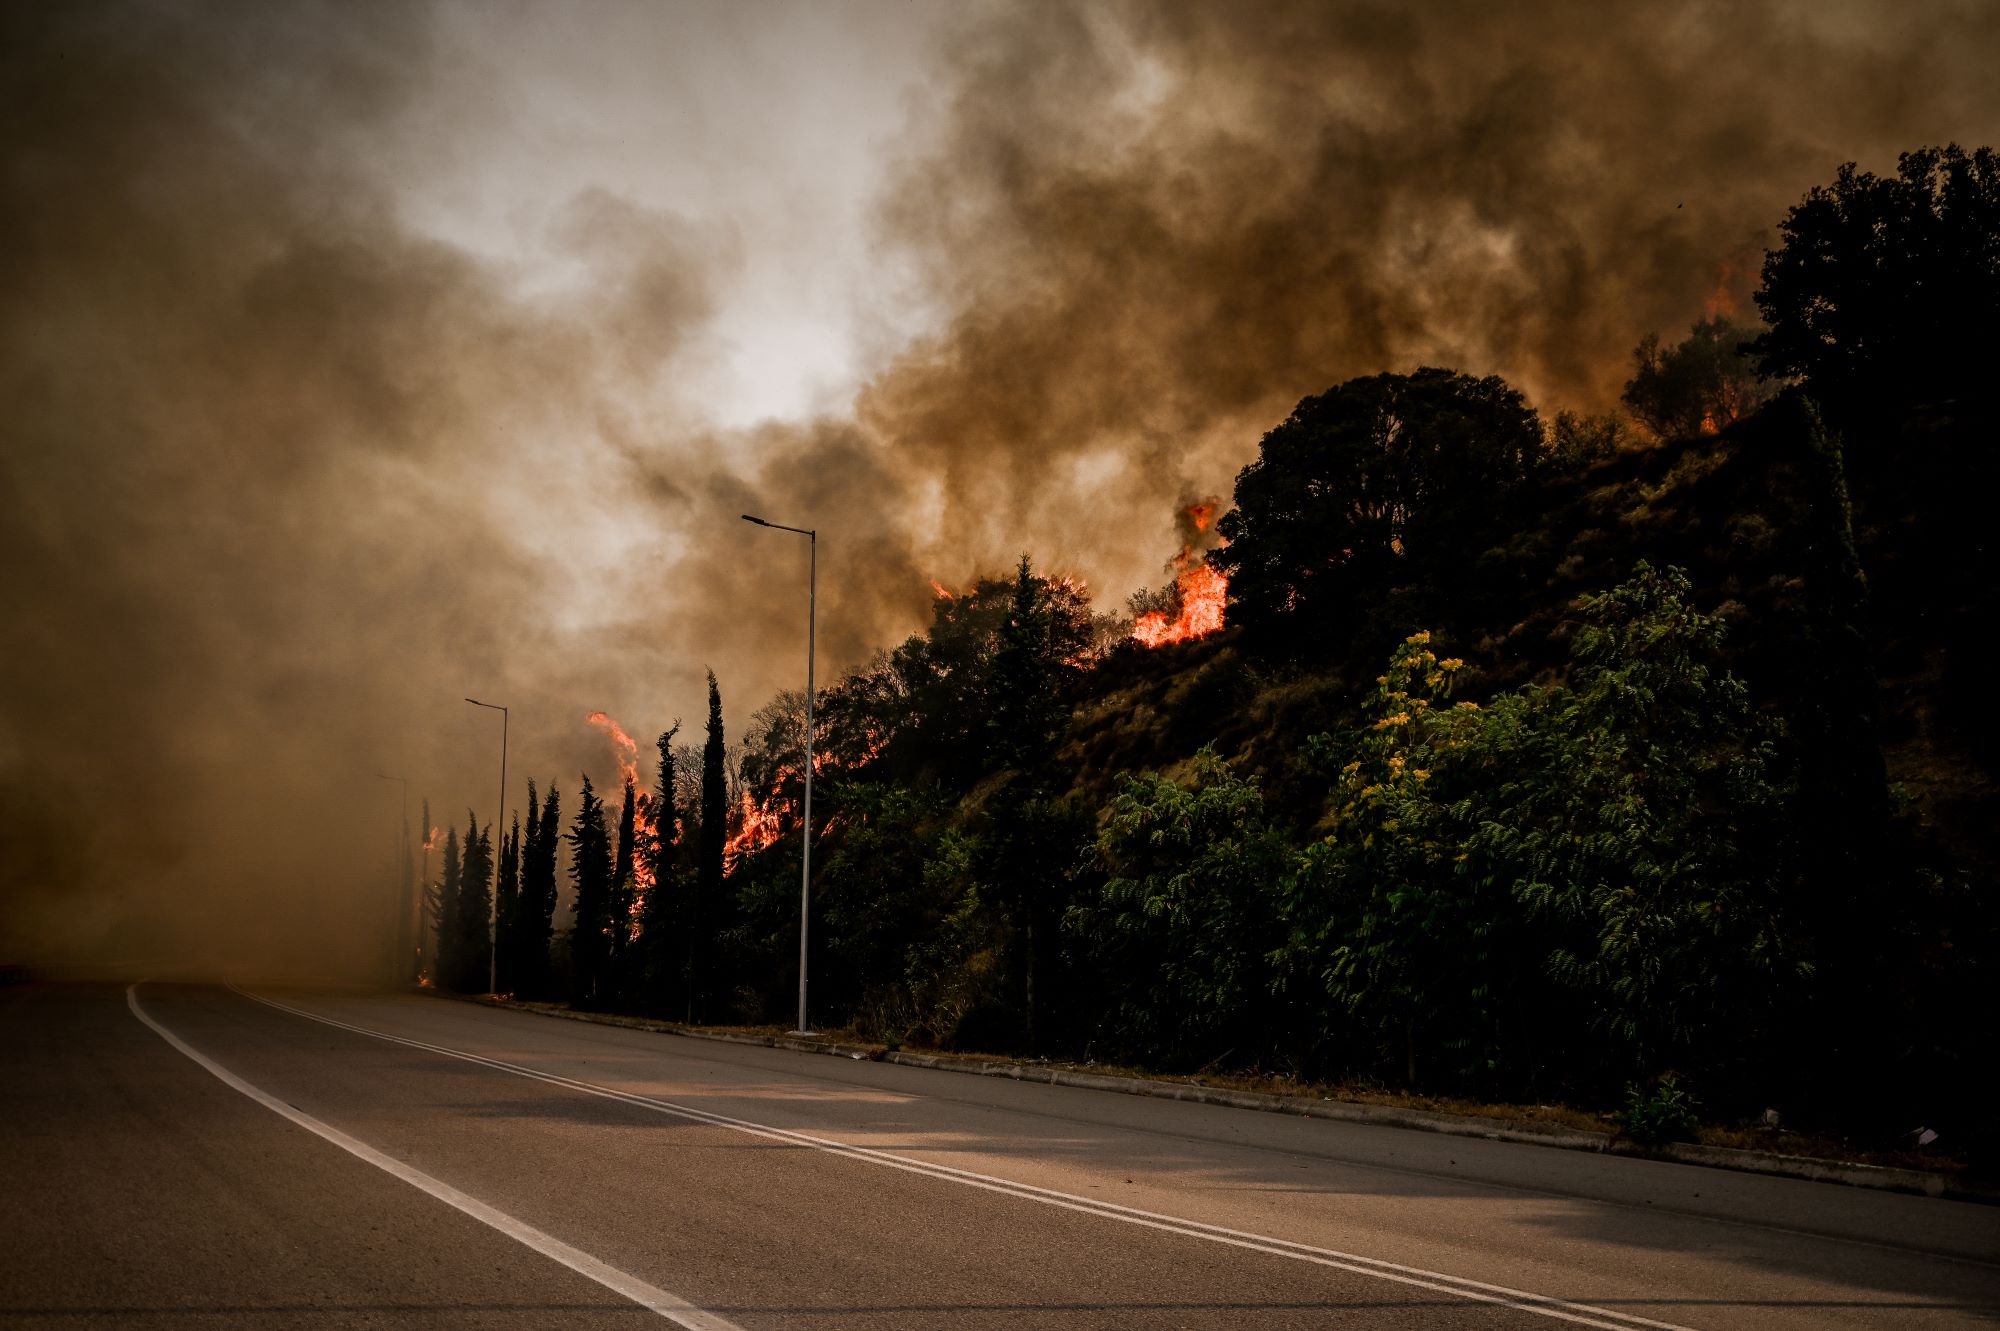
[127,984,746,1331]
[236,985,1700,1331]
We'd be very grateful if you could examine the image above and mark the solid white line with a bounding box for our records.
[237,985,1701,1331]
[127,984,745,1331]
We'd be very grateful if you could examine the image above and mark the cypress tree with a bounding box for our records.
[650,724,682,881]
[567,775,613,1008]
[527,782,562,1000]
[988,554,1063,778]
[516,779,564,995]
[418,796,439,983]
[696,671,727,1020]
[615,778,637,887]
[640,723,682,1012]
[610,777,638,999]
[514,784,541,996]
[456,813,493,993]
[987,554,1070,1044]
[435,825,462,988]
[495,811,522,996]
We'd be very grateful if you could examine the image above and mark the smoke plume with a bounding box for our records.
[3,0,1995,977]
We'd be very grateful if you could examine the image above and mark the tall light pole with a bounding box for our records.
[464,697,508,995]
[373,772,411,984]
[742,513,815,1034]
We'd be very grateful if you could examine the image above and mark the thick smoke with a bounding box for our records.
[855,0,2000,594]
[3,0,1996,978]
[0,2,729,977]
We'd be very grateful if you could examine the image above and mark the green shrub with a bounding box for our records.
[1622,1074,1702,1146]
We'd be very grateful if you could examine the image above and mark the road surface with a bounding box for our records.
[2,982,1994,1328]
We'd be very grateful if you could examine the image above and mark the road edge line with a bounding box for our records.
[242,985,1696,1331]
[126,983,746,1331]
[448,993,1991,1205]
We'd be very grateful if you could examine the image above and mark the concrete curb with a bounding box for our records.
[451,992,1993,1205]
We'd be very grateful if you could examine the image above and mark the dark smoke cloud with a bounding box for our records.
[854,0,2000,595]
[4,0,1997,978]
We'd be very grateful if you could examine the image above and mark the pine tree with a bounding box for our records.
[495,811,522,996]
[567,774,613,1009]
[456,812,493,993]
[436,825,462,988]
[697,671,727,1021]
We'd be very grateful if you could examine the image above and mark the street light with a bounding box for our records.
[742,512,816,1035]
[464,697,508,995]
[373,772,411,984]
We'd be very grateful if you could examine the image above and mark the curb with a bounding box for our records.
[449,992,1992,1205]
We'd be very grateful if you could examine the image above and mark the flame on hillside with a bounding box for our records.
[1132,501,1228,647]
[725,779,790,867]
[722,731,887,874]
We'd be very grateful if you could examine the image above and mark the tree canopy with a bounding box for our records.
[1213,367,1544,654]
[1622,316,1769,439]
[1751,143,1999,411]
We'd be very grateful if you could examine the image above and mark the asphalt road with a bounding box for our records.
[2,983,1994,1329]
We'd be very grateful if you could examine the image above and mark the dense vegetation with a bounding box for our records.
[429,146,1997,1155]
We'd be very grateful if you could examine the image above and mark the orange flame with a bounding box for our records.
[930,578,952,599]
[1132,502,1229,648]
[421,826,440,852]
[585,710,658,902]
[1132,561,1227,647]
[1701,249,1758,322]
[585,710,641,790]
[724,785,788,867]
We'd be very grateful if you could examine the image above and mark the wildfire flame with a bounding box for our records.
[720,729,890,874]
[1702,255,1751,321]
[1132,501,1229,648]
[585,710,641,790]
[585,710,658,898]
[421,826,440,852]
[724,782,789,867]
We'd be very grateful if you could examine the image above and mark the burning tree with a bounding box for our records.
[692,671,727,1020]
[1621,316,1769,439]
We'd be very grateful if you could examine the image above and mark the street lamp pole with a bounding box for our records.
[464,697,508,995]
[742,513,815,1035]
